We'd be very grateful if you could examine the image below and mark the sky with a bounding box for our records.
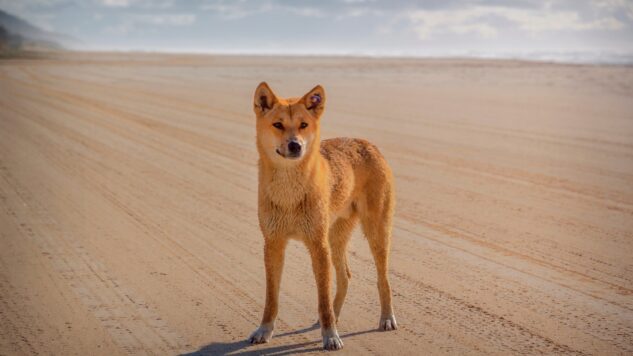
[1,0,633,61]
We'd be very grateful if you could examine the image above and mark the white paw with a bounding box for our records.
[248,324,274,344]
[379,315,398,331]
[322,329,344,351]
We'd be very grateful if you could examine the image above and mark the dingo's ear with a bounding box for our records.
[301,84,325,117]
[254,82,278,116]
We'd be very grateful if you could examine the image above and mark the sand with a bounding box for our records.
[0,52,632,355]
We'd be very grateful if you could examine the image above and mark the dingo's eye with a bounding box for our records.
[300,122,308,129]
[273,122,284,130]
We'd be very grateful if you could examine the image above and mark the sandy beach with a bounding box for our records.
[1,52,632,355]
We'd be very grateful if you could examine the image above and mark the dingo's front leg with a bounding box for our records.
[306,237,344,350]
[249,237,288,344]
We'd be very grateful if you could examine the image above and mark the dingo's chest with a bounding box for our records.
[258,199,311,239]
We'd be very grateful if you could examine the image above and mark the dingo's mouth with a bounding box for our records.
[276,149,301,160]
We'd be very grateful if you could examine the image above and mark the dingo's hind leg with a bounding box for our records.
[360,184,397,331]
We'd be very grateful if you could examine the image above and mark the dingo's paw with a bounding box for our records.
[379,315,398,331]
[322,328,344,350]
[248,324,273,344]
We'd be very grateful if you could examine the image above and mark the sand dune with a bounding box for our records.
[0,52,632,355]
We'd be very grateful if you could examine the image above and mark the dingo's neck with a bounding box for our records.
[258,144,326,207]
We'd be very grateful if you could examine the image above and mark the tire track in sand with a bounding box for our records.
[0,160,187,355]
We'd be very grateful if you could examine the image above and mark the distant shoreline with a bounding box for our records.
[3,49,632,68]
[59,48,633,66]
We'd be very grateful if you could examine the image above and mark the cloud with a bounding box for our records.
[408,5,625,40]
[103,13,196,35]
[98,0,174,9]
[341,0,374,3]
[408,8,498,39]
[201,1,326,19]
[101,0,130,7]
[133,14,195,26]
[0,0,74,9]
[338,6,384,19]
[283,5,324,18]
[497,7,623,32]
[592,0,633,20]
[201,2,268,19]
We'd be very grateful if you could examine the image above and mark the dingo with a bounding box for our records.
[248,82,397,350]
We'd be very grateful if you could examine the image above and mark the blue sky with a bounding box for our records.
[1,0,632,59]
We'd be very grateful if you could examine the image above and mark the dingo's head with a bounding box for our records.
[254,82,326,165]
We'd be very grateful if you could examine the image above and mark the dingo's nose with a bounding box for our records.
[288,141,302,155]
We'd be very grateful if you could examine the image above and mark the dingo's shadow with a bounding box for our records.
[181,323,377,356]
